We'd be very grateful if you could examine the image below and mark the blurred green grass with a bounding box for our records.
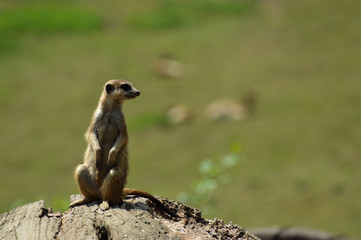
[0,3,102,55]
[0,0,360,238]
[128,0,253,29]
[0,5,101,34]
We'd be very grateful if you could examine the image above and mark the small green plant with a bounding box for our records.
[178,143,244,215]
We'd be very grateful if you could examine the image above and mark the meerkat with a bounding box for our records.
[69,79,178,218]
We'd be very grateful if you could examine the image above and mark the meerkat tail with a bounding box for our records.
[123,188,179,218]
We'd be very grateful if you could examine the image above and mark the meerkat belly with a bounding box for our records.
[98,123,119,156]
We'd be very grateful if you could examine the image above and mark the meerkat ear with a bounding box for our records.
[105,83,114,94]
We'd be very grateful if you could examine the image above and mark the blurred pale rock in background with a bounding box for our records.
[167,104,192,124]
[205,99,249,121]
[154,54,184,79]
[205,91,257,121]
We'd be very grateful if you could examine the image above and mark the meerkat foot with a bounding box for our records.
[69,198,92,208]
[100,200,110,211]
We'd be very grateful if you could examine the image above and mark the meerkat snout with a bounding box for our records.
[125,87,140,99]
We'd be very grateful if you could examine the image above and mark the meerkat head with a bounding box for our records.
[104,79,140,103]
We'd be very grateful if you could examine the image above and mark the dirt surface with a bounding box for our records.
[0,195,259,240]
[146,196,257,240]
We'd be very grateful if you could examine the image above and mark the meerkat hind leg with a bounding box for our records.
[70,164,100,207]
[100,168,125,210]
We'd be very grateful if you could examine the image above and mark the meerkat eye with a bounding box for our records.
[120,84,131,92]
[105,84,114,94]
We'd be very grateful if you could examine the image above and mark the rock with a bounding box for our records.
[154,54,184,79]
[204,91,257,121]
[0,201,62,239]
[0,195,259,240]
[166,104,192,124]
[205,99,249,121]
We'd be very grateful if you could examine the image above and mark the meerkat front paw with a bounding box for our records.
[100,200,110,211]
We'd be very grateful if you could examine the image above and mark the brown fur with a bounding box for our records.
[69,79,178,218]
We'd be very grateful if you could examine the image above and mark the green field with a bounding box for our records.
[0,0,360,238]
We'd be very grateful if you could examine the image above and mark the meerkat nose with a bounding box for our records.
[136,91,140,96]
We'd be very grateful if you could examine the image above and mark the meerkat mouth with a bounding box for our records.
[125,92,140,99]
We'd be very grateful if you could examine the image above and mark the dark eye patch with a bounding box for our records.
[120,84,131,91]
[105,84,114,94]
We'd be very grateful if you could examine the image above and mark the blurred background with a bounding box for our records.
[0,0,360,238]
